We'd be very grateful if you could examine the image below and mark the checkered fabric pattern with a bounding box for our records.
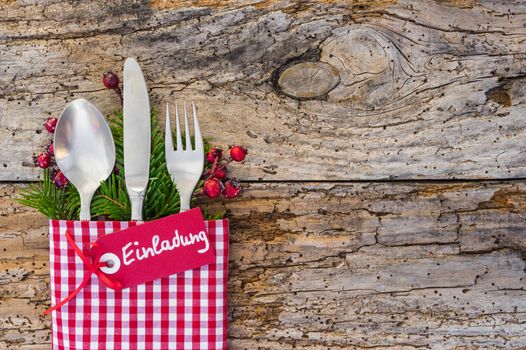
[48,219,229,350]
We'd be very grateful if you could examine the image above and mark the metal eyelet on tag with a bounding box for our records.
[99,253,121,275]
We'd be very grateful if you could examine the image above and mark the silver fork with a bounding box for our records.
[165,101,204,212]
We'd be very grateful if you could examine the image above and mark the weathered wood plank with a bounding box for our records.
[2,1,526,181]
[1,181,525,349]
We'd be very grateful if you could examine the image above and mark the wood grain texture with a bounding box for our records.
[1,182,526,349]
[2,1,526,349]
[2,0,526,181]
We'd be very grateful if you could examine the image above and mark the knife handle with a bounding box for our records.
[129,192,145,221]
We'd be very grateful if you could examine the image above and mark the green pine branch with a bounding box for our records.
[19,168,78,220]
[19,109,213,221]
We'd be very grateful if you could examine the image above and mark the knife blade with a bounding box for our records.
[123,57,151,221]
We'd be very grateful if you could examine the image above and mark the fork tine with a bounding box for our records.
[192,101,203,152]
[183,101,192,151]
[175,101,183,151]
[165,103,174,153]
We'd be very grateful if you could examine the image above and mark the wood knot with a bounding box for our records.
[271,25,423,109]
[277,62,340,100]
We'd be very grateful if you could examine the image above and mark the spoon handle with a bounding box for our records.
[79,192,94,221]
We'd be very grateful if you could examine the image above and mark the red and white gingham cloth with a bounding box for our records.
[48,219,229,350]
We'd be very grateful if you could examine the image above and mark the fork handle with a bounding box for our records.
[129,192,145,221]
[179,190,192,213]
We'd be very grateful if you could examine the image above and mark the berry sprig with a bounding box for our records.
[202,146,247,199]
[102,72,123,106]
[34,117,69,188]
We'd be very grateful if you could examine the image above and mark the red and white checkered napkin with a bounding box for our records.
[48,219,229,350]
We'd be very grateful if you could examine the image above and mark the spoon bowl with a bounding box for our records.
[54,99,115,220]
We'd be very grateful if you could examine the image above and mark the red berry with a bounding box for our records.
[206,147,222,163]
[47,143,54,156]
[37,153,51,169]
[222,178,241,198]
[43,118,58,133]
[102,72,120,90]
[212,167,227,180]
[229,146,247,162]
[203,177,222,198]
[53,171,69,188]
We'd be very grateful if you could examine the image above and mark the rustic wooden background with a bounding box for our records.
[1,0,526,348]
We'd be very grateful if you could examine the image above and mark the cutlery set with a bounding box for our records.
[54,58,204,221]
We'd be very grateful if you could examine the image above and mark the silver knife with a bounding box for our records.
[123,57,151,221]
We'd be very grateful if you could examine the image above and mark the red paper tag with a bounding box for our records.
[89,208,215,289]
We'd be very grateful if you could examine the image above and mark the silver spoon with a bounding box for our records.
[54,99,116,221]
